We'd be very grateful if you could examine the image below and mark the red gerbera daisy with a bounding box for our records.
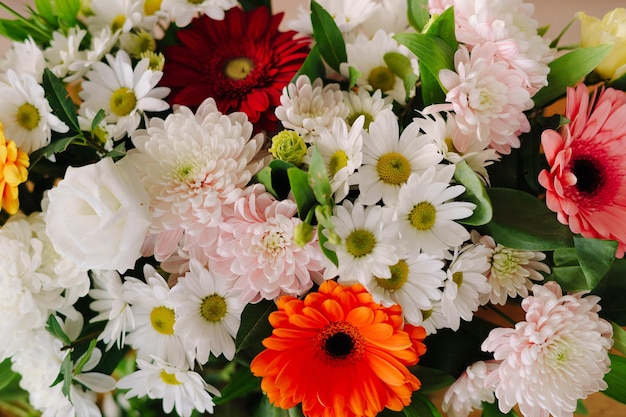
[162,6,310,132]
[538,83,626,257]
[250,280,425,417]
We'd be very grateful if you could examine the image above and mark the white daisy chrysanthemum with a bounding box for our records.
[395,165,475,256]
[43,27,88,80]
[127,97,268,263]
[365,252,446,326]
[79,50,170,139]
[442,360,500,417]
[325,200,400,283]
[89,270,135,350]
[117,357,219,417]
[420,300,450,335]
[86,0,144,34]
[275,75,349,143]
[353,111,442,206]
[66,27,120,83]
[358,0,410,37]
[341,29,417,104]
[310,115,364,202]
[287,0,379,36]
[343,88,394,131]
[472,231,550,306]
[0,37,45,82]
[124,265,189,368]
[171,259,245,364]
[160,0,238,28]
[482,282,613,417]
[441,243,492,331]
[0,70,68,153]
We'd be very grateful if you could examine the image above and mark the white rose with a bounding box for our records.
[45,157,150,272]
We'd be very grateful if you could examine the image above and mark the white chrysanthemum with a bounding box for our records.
[358,0,410,37]
[442,360,500,417]
[124,265,189,368]
[0,37,45,82]
[472,231,549,305]
[275,75,349,142]
[79,50,170,139]
[44,27,88,80]
[325,200,400,283]
[172,259,244,364]
[395,165,475,256]
[117,357,219,417]
[341,29,417,104]
[160,0,237,27]
[127,97,268,263]
[89,270,135,350]
[0,70,68,154]
[482,282,613,417]
[353,111,442,206]
[287,0,379,35]
[66,27,119,83]
[441,243,491,331]
[364,253,446,326]
[86,0,144,34]
[343,88,394,131]
[420,300,449,335]
[310,116,364,202]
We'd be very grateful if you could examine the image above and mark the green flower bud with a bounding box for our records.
[269,130,307,166]
[293,222,315,247]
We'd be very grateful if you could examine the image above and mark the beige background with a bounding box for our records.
[0,0,625,416]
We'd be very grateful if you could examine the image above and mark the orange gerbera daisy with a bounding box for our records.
[0,122,29,215]
[250,280,425,417]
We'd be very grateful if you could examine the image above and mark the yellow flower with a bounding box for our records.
[578,8,626,81]
[0,122,29,215]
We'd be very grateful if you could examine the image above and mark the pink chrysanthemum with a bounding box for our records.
[538,83,626,258]
[210,184,325,303]
[442,360,500,417]
[482,281,613,417]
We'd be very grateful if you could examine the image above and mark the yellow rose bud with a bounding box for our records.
[578,8,626,81]
[269,130,307,167]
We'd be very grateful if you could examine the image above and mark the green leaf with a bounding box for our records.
[348,65,362,89]
[418,64,446,106]
[602,353,626,404]
[575,399,588,415]
[45,314,71,346]
[254,395,304,417]
[0,359,19,392]
[573,236,617,291]
[42,68,80,132]
[454,160,492,226]
[405,391,442,417]
[482,401,520,417]
[609,70,626,91]
[293,44,326,83]
[308,146,333,206]
[412,366,455,394]
[73,339,98,376]
[253,160,295,200]
[28,135,79,168]
[34,0,55,23]
[90,109,107,132]
[384,52,418,101]
[54,0,80,26]
[214,365,260,405]
[551,265,587,292]
[235,300,276,353]
[0,19,31,42]
[532,44,613,108]
[485,188,573,251]
[315,205,338,267]
[611,322,626,356]
[310,0,346,72]
[61,354,73,399]
[287,167,317,220]
[407,0,430,32]
[423,6,457,50]
[238,0,272,12]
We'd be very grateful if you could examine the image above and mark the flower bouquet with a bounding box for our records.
[1,0,626,416]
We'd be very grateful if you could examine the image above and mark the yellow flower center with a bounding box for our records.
[328,149,348,177]
[143,0,162,15]
[374,260,409,292]
[224,57,255,81]
[187,0,204,4]
[160,370,182,385]
[150,306,176,335]
[110,87,137,117]
[408,201,436,231]
[421,308,433,320]
[200,294,227,322]
[452,271,463,286]
[368,66,396,92]
[346,111,374,131]
[345,229,376,258]
[376,152,411,185]
[111,14,126,32]
[16,103,41,131]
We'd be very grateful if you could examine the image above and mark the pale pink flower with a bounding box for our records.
[442,360,500,417]
[482,281,613,417]
[428,0,453,15]
[211,184,325,303]
[427,43,533,154]
[538,84,626,258]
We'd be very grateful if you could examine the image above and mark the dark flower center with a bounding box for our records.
[572,158,603,195]
[315,321,365,363]
[325,332,354,358]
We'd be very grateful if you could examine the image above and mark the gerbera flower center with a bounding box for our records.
[572,158,604,195]
[452,271,463,286]
[329,149,349,177]
[345,229,376,258]
[375,260,409,291]
[368,66,395,92]
[376,152,411,185]
[150,306,176,335]
[347,111,374,130]
[408,201,436,230]
[160,370,182,385]
[110,87,137,117]
[111,14,126,32]
[315,321,365,362]
[224,57,255,81]
[16,103,41,131]
[200,294,227,322]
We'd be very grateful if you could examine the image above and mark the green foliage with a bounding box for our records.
[611,322,626,356]
[454,160,492,226]
[310,1,347,73]
[384,52,419,102]
[238,0,271,12]
[215,365,261,405]
[407,0,430,32]
[293,44,326,83]
[235,300,277,354]
[482,401,520,417]
[602,354,626,404]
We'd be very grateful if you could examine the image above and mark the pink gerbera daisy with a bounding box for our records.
[538,83,626,257]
